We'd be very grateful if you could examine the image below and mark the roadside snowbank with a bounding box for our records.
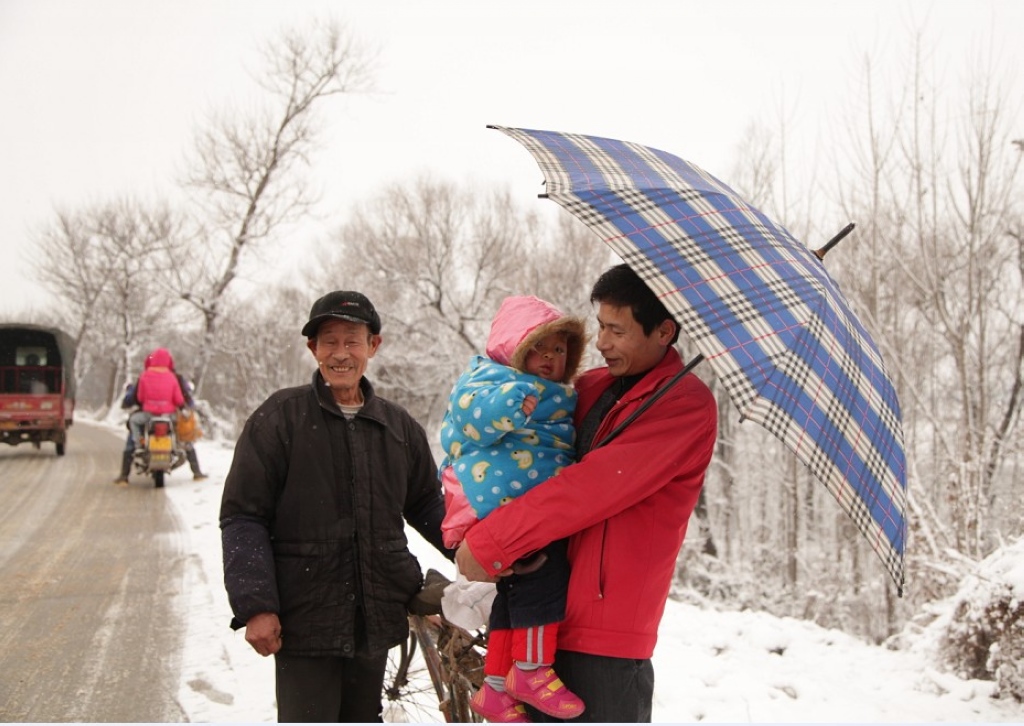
[138,428,1023,723]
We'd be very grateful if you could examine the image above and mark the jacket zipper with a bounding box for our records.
[589,385,650,601]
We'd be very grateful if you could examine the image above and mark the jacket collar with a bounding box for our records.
[579,347,684,402]
[311,370,381,420]
[624,347,685,400]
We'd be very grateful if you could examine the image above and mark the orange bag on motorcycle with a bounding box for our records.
[175,408,203,442]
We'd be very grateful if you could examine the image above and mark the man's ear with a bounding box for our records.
[368,334,382,357]
[657,319,677,346]
[306,338,317,357]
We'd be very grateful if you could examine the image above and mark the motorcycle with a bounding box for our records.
[133,414,187,488]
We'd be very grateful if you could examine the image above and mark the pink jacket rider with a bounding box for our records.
[136,348,185,415]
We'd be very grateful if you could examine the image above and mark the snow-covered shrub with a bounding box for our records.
[673,548,764,609]
[932,538,1024,701]
[674,546,900,643]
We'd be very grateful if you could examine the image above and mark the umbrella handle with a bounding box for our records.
[813,222,855,260]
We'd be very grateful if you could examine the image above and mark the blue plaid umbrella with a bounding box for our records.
[492,126,907,594]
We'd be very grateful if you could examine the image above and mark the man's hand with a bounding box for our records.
[245,612,283,657]
[456,540,512,582]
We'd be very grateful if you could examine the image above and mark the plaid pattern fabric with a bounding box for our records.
[493,126,907,594]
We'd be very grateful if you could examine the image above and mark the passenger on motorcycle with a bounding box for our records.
[128,348,185,448]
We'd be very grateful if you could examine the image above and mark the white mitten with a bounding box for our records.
[441,568,497,631]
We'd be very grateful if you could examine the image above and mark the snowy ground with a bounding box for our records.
[127,423,1024,723]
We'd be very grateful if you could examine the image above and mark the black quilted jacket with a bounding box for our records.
[220,372,450,656]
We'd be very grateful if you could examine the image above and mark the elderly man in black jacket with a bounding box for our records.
[220,290,451,722]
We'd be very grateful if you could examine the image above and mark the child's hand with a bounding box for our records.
[522,395,537,416]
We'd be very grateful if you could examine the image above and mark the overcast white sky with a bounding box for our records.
[2,0,1021,319]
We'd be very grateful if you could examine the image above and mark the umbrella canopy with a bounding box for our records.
[492,125,907,594]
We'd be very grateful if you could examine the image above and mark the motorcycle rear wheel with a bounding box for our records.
[154,471,165,488]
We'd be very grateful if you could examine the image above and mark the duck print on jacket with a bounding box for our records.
[441,357,577,518]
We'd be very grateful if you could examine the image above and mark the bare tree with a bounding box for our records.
[35,210,112,375]
[176,20,376,396]
[311,177,538,427]
[520,212,616,322]
[199,285,312,435]
[810,27,1024,634]
[883,44,1024,567]
[35,199,182,412]
[698,117,832,595]
[681,121,782,575]
[991,214,1024,489]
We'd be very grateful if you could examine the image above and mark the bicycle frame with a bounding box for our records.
[383,613,486,723]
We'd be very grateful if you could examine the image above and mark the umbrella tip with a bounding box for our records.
[814,222,856,260]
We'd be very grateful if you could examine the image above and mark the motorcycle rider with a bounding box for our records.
[114,348,185,485]
[114,380,139,485]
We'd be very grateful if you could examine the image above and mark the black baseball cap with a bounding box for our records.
[301,291,382,337]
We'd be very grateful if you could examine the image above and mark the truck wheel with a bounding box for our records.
[56,442,66,456]
[154,471,165,489]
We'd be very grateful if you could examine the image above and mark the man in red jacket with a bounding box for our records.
[456,264,718,722]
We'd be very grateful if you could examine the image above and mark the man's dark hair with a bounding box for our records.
[590,264,681,345]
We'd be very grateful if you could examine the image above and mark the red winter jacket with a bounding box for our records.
[136,348,185,415]
[463,347,717,659]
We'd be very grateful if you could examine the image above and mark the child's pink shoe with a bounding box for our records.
[504,665,585,719]
[470,683,532,723]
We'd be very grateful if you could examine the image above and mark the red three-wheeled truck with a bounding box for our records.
[0,324,76,456]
